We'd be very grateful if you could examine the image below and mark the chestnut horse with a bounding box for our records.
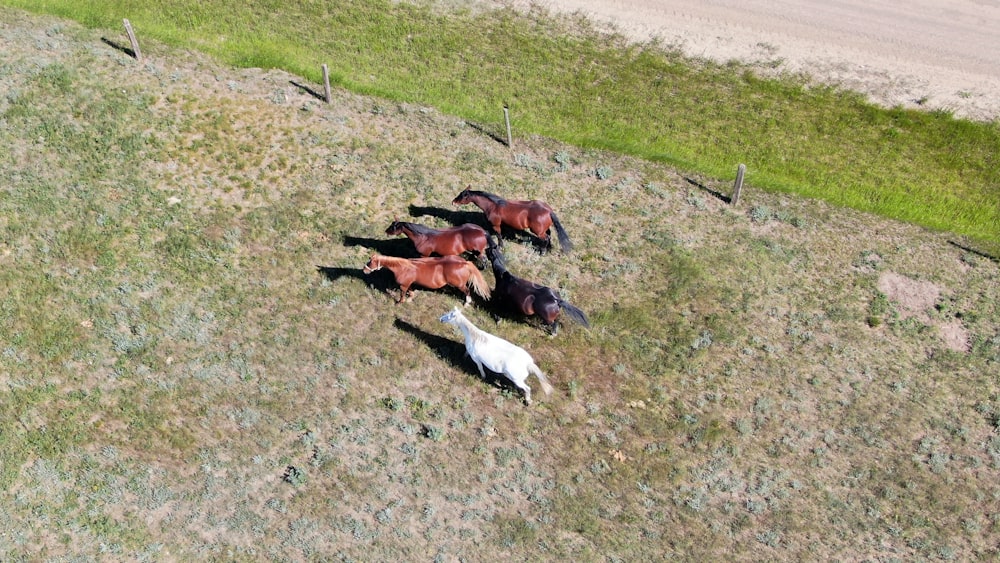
[485,245,589,335]
[385,220,490,264]
[363,254,490,306]
[452,188,572,253]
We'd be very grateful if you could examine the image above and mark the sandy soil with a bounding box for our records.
[494,0,1000,121]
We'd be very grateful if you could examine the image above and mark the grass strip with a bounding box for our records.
[4,0,999,250]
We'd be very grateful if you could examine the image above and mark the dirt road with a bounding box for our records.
[499,0,1000,121]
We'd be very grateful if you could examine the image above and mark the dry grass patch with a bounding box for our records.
[1,7,998,561]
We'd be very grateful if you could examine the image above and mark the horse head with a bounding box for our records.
[362,254,382,274]
[385,219,403,235]
[439,307,463,324]
[485,242,507,273]
[452,187,473,206]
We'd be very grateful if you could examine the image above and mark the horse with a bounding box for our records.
[439,307,553,405]
[486,244,589,335]
[362,254,490,306]
[452,187,572,253]
[385,220,490,264]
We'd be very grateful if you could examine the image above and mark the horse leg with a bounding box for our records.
[491,221,505,246]
[533,228,553,253]
[540,304,558,335]
[397,283,410,303]
[517,380,533,405]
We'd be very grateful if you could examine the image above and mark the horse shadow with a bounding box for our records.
[483,302,537,330]
[483,228,553,254]
[341,235,420,258]
[407,205,486,228]
[393,318,520,395]
[316,265,396,294]
[505,231,553,254]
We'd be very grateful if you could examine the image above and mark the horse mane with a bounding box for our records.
[485,244,507,273]
[451,310,490,345]
[468,190,506,205]
[395,221,437,236]
[372,254,410,267]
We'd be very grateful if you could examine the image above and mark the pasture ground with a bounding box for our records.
[1,7,998,560]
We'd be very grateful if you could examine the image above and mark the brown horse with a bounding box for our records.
[385,220,490,264]
[362,254,491,306]
[452,188,572,253]
[485,245,589,335]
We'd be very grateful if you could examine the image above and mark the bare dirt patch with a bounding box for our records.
[877,271,970,352]
[877,271,941,322]
[939,319,972,353]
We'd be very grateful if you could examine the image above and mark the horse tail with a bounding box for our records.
[530,362,554,396]
[466,263,492,300]
[559,300,590,328]
[550,211,572,253]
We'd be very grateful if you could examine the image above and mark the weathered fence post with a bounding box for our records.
[122,19,142,63]
[732,163,746,205]
[322,64,332,104]
[503,105,513,148]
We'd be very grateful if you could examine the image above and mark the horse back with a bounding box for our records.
[456,223,489,250]
[495,272,562,322]
[411,256,464,288]
[501,200,552,232]
[493,273,534,307]
[470,333,531,374]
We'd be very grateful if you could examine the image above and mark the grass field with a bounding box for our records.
[4,0,1000,254]
[1,5,999,561]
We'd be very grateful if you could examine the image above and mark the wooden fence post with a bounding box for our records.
[322,64,332,104]
[732,163,746,205]
[122,19,142,63]
[503,106,513,148]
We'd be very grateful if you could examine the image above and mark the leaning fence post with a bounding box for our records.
[122,19,142,63]
[322,64,332,104]
[503,105,513,148]
[732,163,746,205]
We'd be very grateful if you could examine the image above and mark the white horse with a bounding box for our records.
[439,307,553,405]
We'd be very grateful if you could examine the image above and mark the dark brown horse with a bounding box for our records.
[385,220,490,264]
[452,188,572,253]
[485,245,589,335]
[363,254,491,306]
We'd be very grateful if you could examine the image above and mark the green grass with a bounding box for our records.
[4,0,999,252]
